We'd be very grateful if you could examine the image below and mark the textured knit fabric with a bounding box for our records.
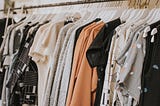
[42,23,74,106]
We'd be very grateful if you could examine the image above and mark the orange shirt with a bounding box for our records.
[66,21,105,106]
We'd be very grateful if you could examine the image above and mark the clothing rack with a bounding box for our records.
[0,0,127,12]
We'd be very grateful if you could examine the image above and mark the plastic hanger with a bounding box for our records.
[143,9,155,23]
[126,9,140,22]
[107,9,124,23]
[96,9,111,22]
[120,9,128,22]
[86,4,102,20]
[127,8,148,24]
[142,2,160,37]
[120,8,133,23]
[147,0,160,24]
[151,8,160,24]
[149,7,160,24]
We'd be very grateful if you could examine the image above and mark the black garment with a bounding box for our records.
[0,18,13,46]
[0,18,14,99]
[8,26,38,106]
[6,23,38,92]
[142,26,160,106]
[139,20,160,106]
[86,18,121,106]
[6,21,50,106]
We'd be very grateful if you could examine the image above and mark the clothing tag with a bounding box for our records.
[143,26,151,37]
[151,28,158,36]
[151,35,155,43]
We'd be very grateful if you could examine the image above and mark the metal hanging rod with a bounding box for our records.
[0,0,127,12]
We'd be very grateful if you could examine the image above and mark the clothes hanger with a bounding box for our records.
[125,9,140,22]
[127,8,149,24]
[95,2,115,22]
[147,0,160,24]
[121,8,134,23]
[112,1,125,20]
[83,3,100,21]
[142,0,159,37]
[127,1,145,21]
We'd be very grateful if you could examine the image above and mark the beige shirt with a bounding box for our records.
[29,21,64,106]
[42,23,74,106]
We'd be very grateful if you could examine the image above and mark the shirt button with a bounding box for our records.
[137,43,142,48]
[100,68,103,71]
[98,79,101,81]
[92,54,95,58]
[144,88,148,93]
[130,72,134,75]
[153,64,159,70]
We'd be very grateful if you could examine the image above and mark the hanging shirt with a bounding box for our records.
[86,18,121,106]
[99,21,145,106]
[115,23,147,106]
[139,20,160,106]
[43,23,74,106]
[56,19,101,106]
[66,21,104,106]
[29,21,65,106]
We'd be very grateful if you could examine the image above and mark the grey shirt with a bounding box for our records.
[116,24,147,106]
